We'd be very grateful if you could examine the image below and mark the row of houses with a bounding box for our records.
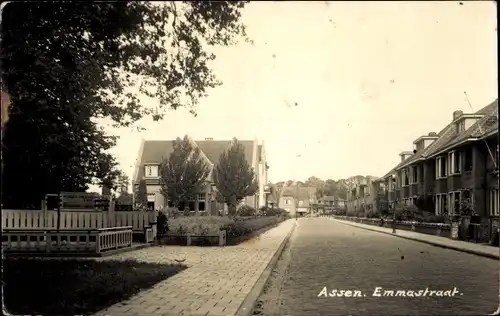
[346,99,498,234]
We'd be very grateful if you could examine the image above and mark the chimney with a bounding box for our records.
[205,137,213,141]
[453,110,463,121]
[399,151,413,162]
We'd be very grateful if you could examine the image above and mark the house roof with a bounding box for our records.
[135,139,255,183]
[318,195,336,202]
[381,99,498,176]
[281,186,317,200]
[427,99,498,158]
[394,121,456,171]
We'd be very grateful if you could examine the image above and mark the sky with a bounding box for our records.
[91,1,498,191]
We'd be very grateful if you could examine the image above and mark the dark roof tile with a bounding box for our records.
[135,139,255,183]
[381,99,498,177]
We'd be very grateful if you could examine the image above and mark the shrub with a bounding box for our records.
[259,206,270,215]
[168,216,234,236]
[266,207,288,217]
[237,205,256,216]
[157,211,169,235]
[334,208,347,216]
[356,207,365,218]
[365,209,380,218]
[346,208,358,217]
[220,216,283,238]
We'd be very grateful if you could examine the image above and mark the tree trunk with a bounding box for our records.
[228,203,237,216]
[57,192,61,231]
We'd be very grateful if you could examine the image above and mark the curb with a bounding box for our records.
[235,220,298,316]
[332,219,499,261]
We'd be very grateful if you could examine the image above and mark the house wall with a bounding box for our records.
[136,138,271,213]
[279,196,296,216]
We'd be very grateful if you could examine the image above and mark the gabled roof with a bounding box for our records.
[381,99,498,177]
[135,139,255,183]
[281,186,317,200]
[428,99,498,158]
[395,121,457,171]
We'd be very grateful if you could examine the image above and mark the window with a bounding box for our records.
[458,120,466,132]
[410,166,418,184]
[199,201,206,211]
[434,194,447,215]
[147,201,155,210]
[448,151,461,175]
[448,191,461,215]
[144,165,159,178]
[197,193,205,201]
[402,169,409,186]
[284,199,290,205]
[464,147,473,172]
[435,156,447,179]
[489,189,499,216]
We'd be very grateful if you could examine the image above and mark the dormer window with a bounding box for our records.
[144,164,159,178]
[458,120,466,132]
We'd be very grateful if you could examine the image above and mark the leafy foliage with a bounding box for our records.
[237,205,256,217]
[1,2,248,209]
[214,138,258,215]
[276,177,353,201]
[159,136,211,208]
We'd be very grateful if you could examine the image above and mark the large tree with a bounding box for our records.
[1,2,248,208]
[134,179,148,209]
[159,136,211,209]
[214,138,258,216]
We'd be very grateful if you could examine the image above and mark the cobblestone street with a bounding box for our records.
[254,218,498,316]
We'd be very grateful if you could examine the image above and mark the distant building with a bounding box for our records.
[279,184,317,217]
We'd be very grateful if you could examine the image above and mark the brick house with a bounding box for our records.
[132,137,271,214]
[346,176,379,214]
[378,99,498,240]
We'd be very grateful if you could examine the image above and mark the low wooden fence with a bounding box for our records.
[332,215,452,237]
[2,209,156,232]
[2,226,136,254]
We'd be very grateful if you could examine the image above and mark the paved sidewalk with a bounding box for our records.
[331,218,499,260]
[94,219,296,316]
